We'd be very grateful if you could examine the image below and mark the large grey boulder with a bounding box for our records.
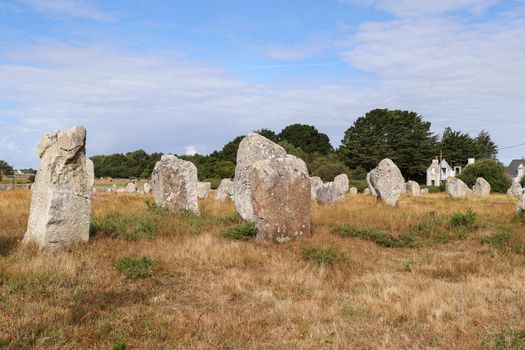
[446,178,473,199]
[507,182,523,197]
[23,126,94,250]
[309,176,323,200]
[368,159,405,207]
[216,179,234,201]
[152,155,199,214]
[196,182,211,199]
[248,155,311,243]
[472,177,491,197]
[233,133,287,221]
[334,174,349,197]
[316,182,338,205]
[406,181,421,197]
[366,172,378,197]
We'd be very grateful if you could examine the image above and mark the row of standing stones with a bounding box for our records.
[21,126,525,250]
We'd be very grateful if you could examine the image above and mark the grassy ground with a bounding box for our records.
[1,191,525,349]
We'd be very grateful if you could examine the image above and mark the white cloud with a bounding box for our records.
[18,0,114,21]
[343,0,501,17]
[185,145,199,156]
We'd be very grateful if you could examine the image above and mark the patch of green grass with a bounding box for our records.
[0,337,10,349]
[482,329,525,350]
[112,340,127,350]
[450,208,477,231]
[90,212,160,240]
[220,222,257,240]
[113,256,153,279]
[300,246,338,265]
[332,224,415,248]
[481,231,525,255]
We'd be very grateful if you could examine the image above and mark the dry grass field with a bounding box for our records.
[1,190,525,349]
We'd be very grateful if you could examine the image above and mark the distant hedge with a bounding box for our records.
[458,159,511,193]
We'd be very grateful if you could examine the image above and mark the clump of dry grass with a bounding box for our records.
[1,190,525,349]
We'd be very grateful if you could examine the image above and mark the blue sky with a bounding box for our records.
[1,0,524,168]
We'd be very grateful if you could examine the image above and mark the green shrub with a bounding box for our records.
[300,246,337,265]
[332,224,415,248]
[348,180,367,192]
[421,185,443,193]
[458,158,512,193]
[517,209,525,225]
[113,256,153,278]
[482,328,525,350]
[220,222,257,240]
[206,178,222,190]
[450,208,477,230]
[144,199,169,214]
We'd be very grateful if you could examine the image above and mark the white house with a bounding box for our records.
[426,159,455,186]
[506,159,525,183]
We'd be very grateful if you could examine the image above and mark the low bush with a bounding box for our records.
[220,222,257,240]
[332,224,415,248]
[113,256,153,279]
[458,158,511,193]
[300,246,338,265]
[112,340,126,350]
[90,212,160,240]
[480,231,525,254]
[450,208,477,231]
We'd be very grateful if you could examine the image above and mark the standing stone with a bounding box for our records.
[143,182,151,194]
[421,188,429,195]
[406,181,421,197]
[334,174,349,197]
[152,155,199,214]
[366,172,378,197]
[472,177,491,197]
[446,178,473,199]
[233,133,287,221]
[507,181,523,197]
[364,188,371,196]
[309,176,323,200]
[125,182,137,193]
[248,155,311,243]
[23,126,94,249]
[196,182,211,199]
[216,179,234,201]
[517,191,525,214]
[368,159,405,207]
[316,182,339,205]
[349,187,358,195]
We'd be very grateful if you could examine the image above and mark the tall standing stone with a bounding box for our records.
[368,159,405,207]
[23,126,94,249]
[216,179,234,201]
[517,191,525,214]
[233,133,287,221]
[446,178,473,199]
[309,176,323,200]
[406,181,421,197]
[196,182,211,199]
[334,174,349,197]
[472,177,491,197]
[316,182,339,205]
[248,155,311,243]
[507,181,523,197]
[152,155,199,214]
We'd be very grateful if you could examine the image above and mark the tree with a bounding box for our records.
[440,127,481,166]
[340,109,438,182]
[279,124,333,155]
[0,160,14,181]
[255,128,279,143]
[457,158,511,193]
[309,153,349,182]
[475,130,498,159]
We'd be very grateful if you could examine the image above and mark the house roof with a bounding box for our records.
[506,159,525,177]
